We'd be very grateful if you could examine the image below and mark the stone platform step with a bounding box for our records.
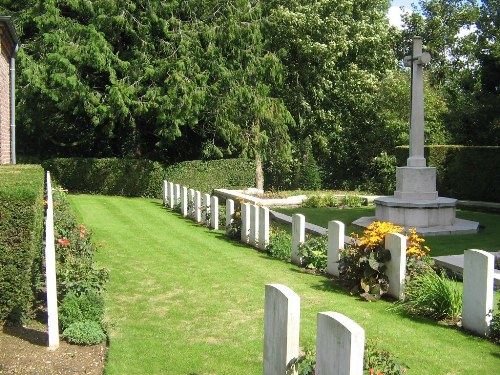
[434,252,500,288]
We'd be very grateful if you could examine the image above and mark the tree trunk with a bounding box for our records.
[255,151,264,191]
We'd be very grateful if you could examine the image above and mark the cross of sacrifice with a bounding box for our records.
[404,36,431,168]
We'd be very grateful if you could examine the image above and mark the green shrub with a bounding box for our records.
[59,292,105,331]
[0,165,45,322]
[52,189,109,299]
[395,145,500,202]
[489,300,500,343]
[226,209,242,240]
[361,151,398,195]
[302,194,340,208]
[266,226,292,261]
[390,268,462,321]
[298,235,328,271]
[62,320,107,345]
[341,194,366,208]
[294,344,407,375]
[43,158,166,198]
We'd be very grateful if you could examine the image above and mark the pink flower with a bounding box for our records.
[57,238,70,246]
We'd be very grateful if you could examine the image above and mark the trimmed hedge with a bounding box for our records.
[42,158,165,198]
[43,157,256,197]
[395,146,500,203]
[0,165,45,322]
[164,158,255,193]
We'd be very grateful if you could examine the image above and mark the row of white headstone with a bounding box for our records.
[163,181,220,229]
[289,213,496,338]
[163,181,495,338]
[264,283,364,375]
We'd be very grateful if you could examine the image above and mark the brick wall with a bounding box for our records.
[0,38,11,164]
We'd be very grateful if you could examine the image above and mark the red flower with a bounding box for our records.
[57,238,70,246]
[369,369,374,375]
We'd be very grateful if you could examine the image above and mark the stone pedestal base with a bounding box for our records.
[352,196,479,236]
[394,167,438,200]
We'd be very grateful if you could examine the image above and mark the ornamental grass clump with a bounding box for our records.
[339,221,430,301]
[390,268,462,322]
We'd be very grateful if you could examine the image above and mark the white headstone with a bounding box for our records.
[181,186,188,216]
[462,249,494,336]
[174,184,181,208]
[258,206,270,250]
[168,182,175,208]
[241,203,251,243]
[291,214,305,266]
[194,191,202,223]
[210,196,219,230]
[327,220,345,277]
[250,205,260,247]
[45,172,59,349]
[316,312,365,375]
[263,284,300,375]
[162,180,168,206]
[385,232,406,300]
[226,199,235,233]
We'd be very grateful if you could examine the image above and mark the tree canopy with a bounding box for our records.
[2,0,497,190]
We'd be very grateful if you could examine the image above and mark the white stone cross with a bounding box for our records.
[404,36,431,168]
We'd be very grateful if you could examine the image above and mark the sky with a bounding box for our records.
[389,0,417,28]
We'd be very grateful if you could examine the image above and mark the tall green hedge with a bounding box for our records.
[43,157,256,197]
[0,165,45,322]
[43,158,166,198]
[395,146,500,203]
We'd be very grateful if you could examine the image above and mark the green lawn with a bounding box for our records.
[69,195,499,375]
[274,207,500,256]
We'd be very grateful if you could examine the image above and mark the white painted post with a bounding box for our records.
[168,182,175,209]
[181,186,188,216]
[385,232,407,300]
[162,180,168,206]
[327,220,344,277]
[210,196,219,230]
[174,184,180,208]
[45,172,59,349]
[291,214,305,266]
[188,188,195,218]
[462,249,494,337]
[203,193,211,225]
[263,284,300,375]
[316,312,365,375]
[258,206,270,250]
[226,199,235,233]
[250,205,259,247]
[241,203,250,243]
[194,191,202,223]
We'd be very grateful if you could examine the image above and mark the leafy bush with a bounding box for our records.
[293,344,407,375]
[342,194,366,208]
[52,189,109,299]
[226,209,242,240]
[0,165,45,323]
[295,138,322,190]
[390,268,462,321]
[364,341,408,375]
[302,194,340,208]
[266,226,292,261]
[489,300,500,343]
[59,292,104,331]
[298,235,328,271]
[339,221,430,301]
[62,320,107,345]
[361,151,397,195]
